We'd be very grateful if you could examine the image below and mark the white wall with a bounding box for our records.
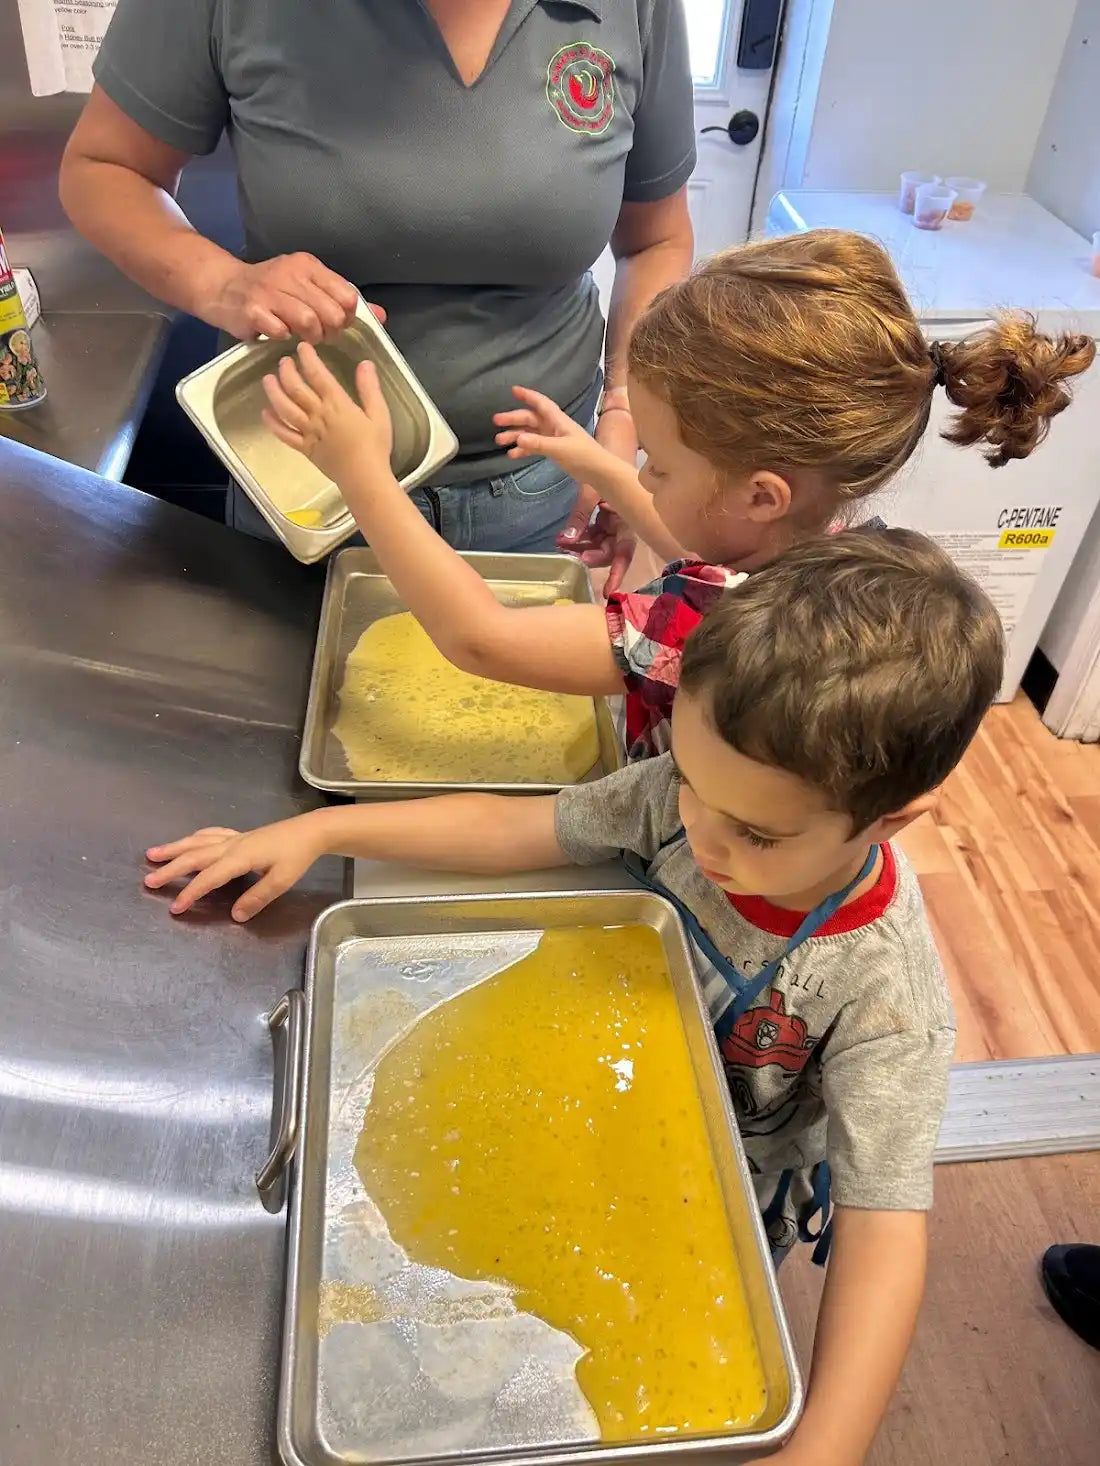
[755,0,834,223]
[768,0,1077,195]
[1031,4,1100,675]
[1027,0,1100,240]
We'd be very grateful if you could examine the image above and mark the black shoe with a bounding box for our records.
[1040,1244,1100,1350]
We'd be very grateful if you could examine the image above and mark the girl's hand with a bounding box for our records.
[144,816,329,921]
[494,386,606,483]
[262,341,394,488]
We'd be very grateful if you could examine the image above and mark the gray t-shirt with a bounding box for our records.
[94,0,696,482]
[555,755,956,1251]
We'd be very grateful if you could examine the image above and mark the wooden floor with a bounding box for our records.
[780,1152,1100,1465]
[896,696,1100,1062]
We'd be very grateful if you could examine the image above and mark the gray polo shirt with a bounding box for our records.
[94,0,696,483]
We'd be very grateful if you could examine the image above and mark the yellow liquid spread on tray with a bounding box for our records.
[333,611,600,784]
[354,926,766,1441]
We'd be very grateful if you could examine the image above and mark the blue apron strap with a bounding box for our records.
[762,1165,834,1267]
[622,847,735,972]
[623,839,876,1271]
[622,848,776,1028]
[797,1160,834,1267]
[623,839,880,1030]
[715,959,780,1040]
[812,1222,834,1268]
[770,845,880,955]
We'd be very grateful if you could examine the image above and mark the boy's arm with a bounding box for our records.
[146,794,569,921]
[147,756,676,922]
[759,1208,926,1466]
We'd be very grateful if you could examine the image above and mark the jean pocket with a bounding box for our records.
[502,456,576,501]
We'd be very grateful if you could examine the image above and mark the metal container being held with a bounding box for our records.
[0,227,47,411]
[176,297,458,563]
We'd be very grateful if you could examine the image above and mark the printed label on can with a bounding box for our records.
[0,230,47,410]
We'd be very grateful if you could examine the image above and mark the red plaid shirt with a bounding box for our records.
[605,560,747,762]
[603,520,890,762]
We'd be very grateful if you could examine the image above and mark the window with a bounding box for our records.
[687,0,730,89]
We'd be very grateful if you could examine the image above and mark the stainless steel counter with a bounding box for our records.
[0,438,343,1465]
[0,309,168,478]
[1,0,235,482]
[353,857,635,899]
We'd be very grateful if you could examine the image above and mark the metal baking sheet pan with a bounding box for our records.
[272,891,802,1466]
[175,298,458,564]
[299,548,623,798]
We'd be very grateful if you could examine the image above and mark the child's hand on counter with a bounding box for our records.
[262,341,394,489]
[494,386,611,486]
[144,815,329,922]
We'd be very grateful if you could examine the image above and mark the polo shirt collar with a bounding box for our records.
[540,0,603,18]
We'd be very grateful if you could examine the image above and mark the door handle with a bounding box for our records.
[701,110,760,147]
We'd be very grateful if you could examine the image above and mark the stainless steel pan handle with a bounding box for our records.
[256,989,305,1200]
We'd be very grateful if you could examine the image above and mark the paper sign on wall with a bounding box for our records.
[16,0,116,97]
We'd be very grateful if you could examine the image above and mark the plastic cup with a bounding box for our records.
[913,183,957,231]
[1092,232,1100,280]
[945,177,987,221]
[899,170,939,215]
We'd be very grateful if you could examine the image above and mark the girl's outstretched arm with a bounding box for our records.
[262,346,624,694]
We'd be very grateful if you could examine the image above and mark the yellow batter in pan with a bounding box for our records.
[333,611,600,784]
[355,926,766,1441]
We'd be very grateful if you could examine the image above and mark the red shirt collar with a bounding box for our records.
[726,844,898,938]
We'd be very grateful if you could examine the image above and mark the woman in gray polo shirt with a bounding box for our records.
[59,0,696,561]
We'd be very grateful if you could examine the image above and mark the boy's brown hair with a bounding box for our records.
[679,528,1005,830]
[629,230,1094,526]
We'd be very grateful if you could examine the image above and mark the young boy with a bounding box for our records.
[146,529,1004,1466]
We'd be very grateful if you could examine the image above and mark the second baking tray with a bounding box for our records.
[300,547,622,797]
[260,891,802,1466]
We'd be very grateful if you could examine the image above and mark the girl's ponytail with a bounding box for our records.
[934,316,1096,467]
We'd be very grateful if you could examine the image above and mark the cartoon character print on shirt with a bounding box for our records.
[546,43,615,135]
[720,989,822,1137]
[723,989,814,1072]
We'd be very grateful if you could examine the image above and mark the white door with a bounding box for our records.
[593,0,776,306]
[687,0,774,258]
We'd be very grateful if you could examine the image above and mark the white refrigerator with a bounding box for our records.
[766,190,1100,706]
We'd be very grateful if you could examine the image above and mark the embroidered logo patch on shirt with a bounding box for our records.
[547,43,615,135]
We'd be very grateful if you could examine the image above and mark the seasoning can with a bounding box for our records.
[0,227,47,411]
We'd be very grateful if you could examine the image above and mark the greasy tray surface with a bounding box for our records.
[278,892,802,1466]
[300,548,622,796]
[176,301,457,564]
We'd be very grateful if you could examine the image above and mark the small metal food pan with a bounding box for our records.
[175,298,458,564]
[299,547,622,798]
[258,891,802,1466]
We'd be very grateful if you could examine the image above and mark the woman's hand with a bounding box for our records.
[262,342,394,487]
[144,817,330,921]
[494,386,609,484]
[201,252,366,343]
